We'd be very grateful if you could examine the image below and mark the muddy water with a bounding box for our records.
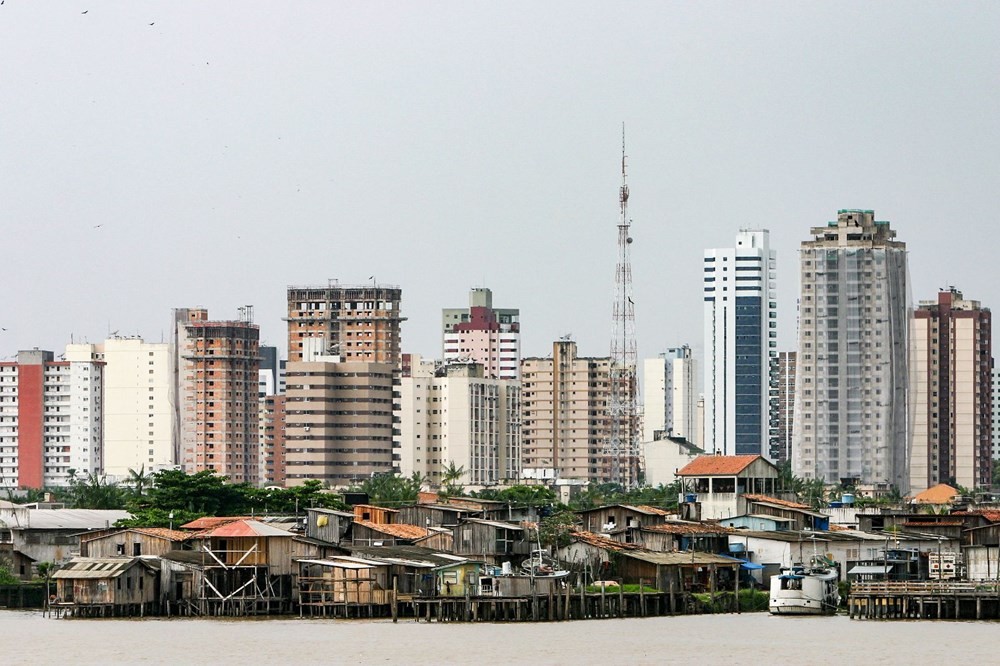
[3,610,998,664]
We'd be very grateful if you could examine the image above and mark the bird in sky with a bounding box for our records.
[149,22,155,26]
[93,224,103,229]
[82,10,88,14]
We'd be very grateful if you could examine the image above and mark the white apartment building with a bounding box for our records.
[792,210,910,491]
[397,355,520,487]
[442,288,520,380]
[0,349,102,489]
[67,338,174,481]
[703,229,777,457]
[642,345,697,444]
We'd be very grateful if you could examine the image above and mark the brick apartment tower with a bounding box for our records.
[286,283,404,365]
[910,289,993,493]
[173,308,260,484]
[521,339,611,483]
[259,395,286,487]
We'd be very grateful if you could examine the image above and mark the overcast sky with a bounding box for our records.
[2,2,998,368]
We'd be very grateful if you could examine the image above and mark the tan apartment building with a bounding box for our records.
[521,339,611,483]
[397,355,520,488]
[173,308,260,484]
[910,289,992,493]
[286,283,404,366]
[283,356,395,487]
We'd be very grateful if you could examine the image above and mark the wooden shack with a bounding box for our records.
[52,557,159,617]
[80,527,194,559]
[298,556,393,616]
[453,518,529,565]
[159,519,315,616]
[304,508,354,545]
[353,505,398,525]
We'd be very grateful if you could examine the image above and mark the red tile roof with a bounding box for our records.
[743,494,811,510]
[677,455,762,476]
[354,521,429,540]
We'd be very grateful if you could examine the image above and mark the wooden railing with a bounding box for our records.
[850,581,1000,595]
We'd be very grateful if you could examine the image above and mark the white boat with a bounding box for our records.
[769,563,840,615]
[520,549,570,579]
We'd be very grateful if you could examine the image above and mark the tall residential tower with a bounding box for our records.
[910,289,992,492]
[792,210,910,491]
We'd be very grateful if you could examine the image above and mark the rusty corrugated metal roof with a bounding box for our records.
[742,494,811,510]
[354,521,429,540]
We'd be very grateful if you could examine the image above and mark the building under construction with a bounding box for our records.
[286,283,404,366]
[792,210,910,492]
[173,308,260,484]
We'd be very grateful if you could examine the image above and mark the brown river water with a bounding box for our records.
[2,610,998,664]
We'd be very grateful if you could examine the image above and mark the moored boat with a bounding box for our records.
[769,562,840,615]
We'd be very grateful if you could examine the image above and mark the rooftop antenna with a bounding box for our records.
[604,123,641,489]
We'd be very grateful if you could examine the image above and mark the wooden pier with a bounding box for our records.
[849,581,1000,620]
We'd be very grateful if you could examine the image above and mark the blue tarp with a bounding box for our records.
[717,553,764,570]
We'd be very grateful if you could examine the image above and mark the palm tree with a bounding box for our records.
[127,465,151,497]
[440,461,466,498]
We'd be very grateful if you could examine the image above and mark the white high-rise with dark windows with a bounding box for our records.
[703,229,777,457]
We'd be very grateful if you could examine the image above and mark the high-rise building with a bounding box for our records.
[0,349,103,488]
[66,337,173,481]
[173,308,260,484]
[993,368,1000,460]
[397,355,521,487]
[286,283,404,366]
[770,351,797,466]
[703,229,777,456]
[442,288,520,380]
[521,339,611,483]
[259,395,286,487]
[642,346,697,444]
[792,210,910,491]
[910,289,992,493]
[283,355,395,486]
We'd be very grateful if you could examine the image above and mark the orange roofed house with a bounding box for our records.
[676,454,780,520]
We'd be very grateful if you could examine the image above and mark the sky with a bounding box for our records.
[2,2,999,369]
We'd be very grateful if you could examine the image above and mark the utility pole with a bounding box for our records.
[604,124,641,488]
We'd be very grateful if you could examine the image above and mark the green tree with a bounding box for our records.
[68,473,127,510]
[358,472,424,507]
[439,461,466,498]
[537,510,578,549]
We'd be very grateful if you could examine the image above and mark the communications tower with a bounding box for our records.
[604,127,641,487]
